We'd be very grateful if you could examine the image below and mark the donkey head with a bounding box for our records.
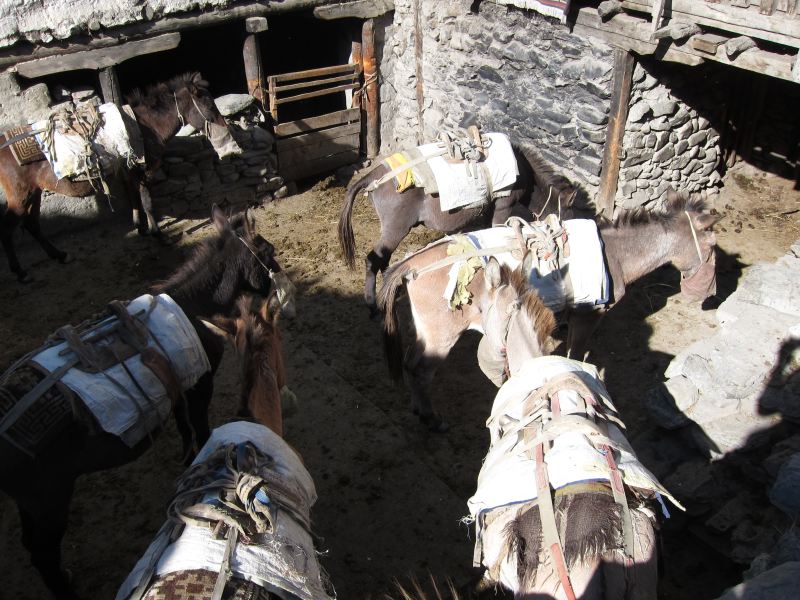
[209,205,296,318]
[172,72,242,159]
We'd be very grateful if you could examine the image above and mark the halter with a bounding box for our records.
[173,90,216,130]
[484,286,522,384]
[681,211,715,286]
[685,210,704,263]
[237,236,296,316]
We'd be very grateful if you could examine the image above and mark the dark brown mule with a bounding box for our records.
[470,258,662,599]
[116,300,332,600]
[0,206,293,600]
[379,192,721,430]
[339,142,579,319]
[0,72,239,282]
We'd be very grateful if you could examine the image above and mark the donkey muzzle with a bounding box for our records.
[206,121,242,159]
[680,252,716,302]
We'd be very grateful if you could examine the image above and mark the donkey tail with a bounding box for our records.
[338,172,372,269]
[377,259,411,382]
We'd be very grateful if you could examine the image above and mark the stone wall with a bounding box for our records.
[377,1,727,208]
[618,60,725,211]
[379,0,615,193]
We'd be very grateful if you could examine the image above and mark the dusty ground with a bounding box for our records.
[1,161,798,600]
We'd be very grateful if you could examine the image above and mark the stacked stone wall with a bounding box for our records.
[380,0,615,193]
[619,61,726,211]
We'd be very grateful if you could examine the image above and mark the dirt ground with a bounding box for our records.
[1,161,798,600]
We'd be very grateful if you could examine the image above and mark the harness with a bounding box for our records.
[236,236,297,315]
[126,440,313,600]
[0,297,186,456]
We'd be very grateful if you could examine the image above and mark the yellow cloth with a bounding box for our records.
[384,152,414,193]
[447,235,483,309]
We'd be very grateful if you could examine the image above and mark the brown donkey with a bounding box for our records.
[0,72,240,282]
[379,192,721,430]
[116,297,334,600]
[467,257,673,599]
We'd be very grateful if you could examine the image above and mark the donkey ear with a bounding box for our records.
[521,250,534,275]
[694,212,723,231]
[485,258,503,290]
[242,208,256,238]
[200,315,237,340]
[191,72,209,89]
[211,204,230,234]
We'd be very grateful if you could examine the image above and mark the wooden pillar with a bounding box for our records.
[99,66,122,106]
[362,19,379,158]
[244,17,268,103]
[413,0,424,145]
[597,48,635,219]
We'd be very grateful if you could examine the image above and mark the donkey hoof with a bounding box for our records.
[59,253,74,265]
[16,271,32,283]
[419,413,450,433]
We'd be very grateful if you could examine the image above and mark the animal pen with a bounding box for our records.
[0,0,799,599]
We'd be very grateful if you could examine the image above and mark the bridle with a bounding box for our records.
[484,286,522,384]
[173,89,218,130]
[682,210,713,279]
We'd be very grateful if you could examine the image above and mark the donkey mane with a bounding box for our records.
[126,72,208,110]
[151,212,250,298]
[515,143,595,216]
[506,265,557,349]
[609,191,708,229]
[237,299,282,385]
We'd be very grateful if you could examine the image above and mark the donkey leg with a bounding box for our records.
[491,193,517,225]
[566,309,604,361]
[0,209,30,282]
[405,340,452,432]
[137,179,161,236]
[17,480,80,600]
[365,228,411,321]
[22,192,71,264]
[181,371,214,463]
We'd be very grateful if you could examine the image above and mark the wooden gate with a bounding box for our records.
[267,63,362,181]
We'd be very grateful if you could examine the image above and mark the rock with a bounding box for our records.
[651,100,677,117]
[628,100,651,123]
[215,94,256,117]
[654,144,675,163]
[770,454,800,519]
[715,562,800,599]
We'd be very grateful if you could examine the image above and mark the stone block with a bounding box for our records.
[477,65,503,84]
[655,131,670,152]
[650,117,671,132]
[654,144,675,163]
[581,128,606,144]
[628,100,651,123]
[621,150,653,168]
[215,94,255,117]
[675,139,688,155]
[543,109,571,124]
[652,100,677,117]
[644,134,657,148]
[577,106,608,126]
[502,40,526,61]
[574,154,602,175]
[688,130,709,147]
[677,121,694,141]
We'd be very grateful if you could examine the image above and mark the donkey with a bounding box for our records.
[116,299,333,600]
[0,206,294,600]
[339,141,580,319]
[468,257,669,599]
[0,72,240,282]
[379,191,721,430]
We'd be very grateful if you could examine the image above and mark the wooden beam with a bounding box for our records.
[0,2,272,68]
[243,22,265,104]
[274,73,358,93]
[274,83,359,106]
[597,48,635,219]
[693,33,729,55]
[99,66,122,106]
[314,0,395,20]
[245,17,269,33]
[650,0,667,35]
[620,0,800,49]
[270,64,357,84]
[362,18,380,158]
[575,9,797,82]
[15,33,180,78]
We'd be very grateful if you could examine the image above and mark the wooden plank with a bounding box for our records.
[269,64,357,84]
[99,66,121,105]
[363,18,380,158]
[651,0,667,35]
[574,10,704,66]
[278,132,361,164]
[351,41,363,110]
[576,9,797,81]
[273,73,358,94]
[314,0,395,20]
[693,33,730,54]
[273,83,358,106]
[15,33,180,78]
[620,0,800,48]
[597,48,635,219]
[274,108,360,137]
[276,122,361,152]
[280,149,360,181]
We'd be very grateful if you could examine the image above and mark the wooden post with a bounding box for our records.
[99,66,122,106]
[597,49,635,219]
[362,19,379,158]
[244,17,268,103]
[413,0,424,145]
